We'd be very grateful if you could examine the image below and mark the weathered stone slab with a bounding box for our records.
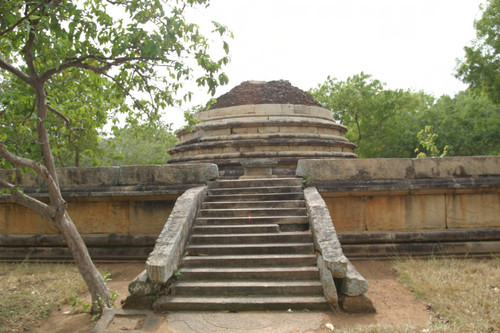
[146,186,207,284]
[119,164,218,185]
[413,156,500,178]
[339,294,376,313]
[365,194,446,231]
[446,193,500,228]
[297,156,500,182]
[304,187,347,278]
[297,158,413,181]
[0,164,219,189]
[317,255,338,309]
[240,159,277,179]
[340,259,369,296]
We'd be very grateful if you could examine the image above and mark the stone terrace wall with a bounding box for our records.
[296,156,500,232]
[0,164,218,237]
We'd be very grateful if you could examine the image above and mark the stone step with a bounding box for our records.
[181,254,317,267]
[153,295,330,311]
[199,207,307,218]
[171,280,323,296]
[178,266,320,280]
[196,215,308,225]
[208,178,303,189]
[208,186,303,195]
[204,192,304,202]
[202,200,305,209]
[185,243,314,256]
[189,231,313,245]
[191,224,280,234]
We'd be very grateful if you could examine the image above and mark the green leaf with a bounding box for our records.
[5,12,17,26]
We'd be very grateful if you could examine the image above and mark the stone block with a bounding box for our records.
[147,186,206,284]
[0,203,55,234]
[322,196,366,232]
[447,193,500,228]
[255,104,283,114]
[413,156,500,178]
[58,167,120,187]
[366,194,446,231]
[317,255,338,309]
[119,164,218,186]
[339,294,376,313]
[304,187,347,278]
[68,201,130,234]
[231,126,258,134]
[296,159,413,181]
[291,105,310,114]
[257,126,280,134]
[128,270,161,296]
[309,106,337,121]
[129,200,175,236]
[340,259,369,296]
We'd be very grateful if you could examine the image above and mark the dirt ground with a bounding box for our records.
[30,261,431,332]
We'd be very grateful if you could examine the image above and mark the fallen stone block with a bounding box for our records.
[340,259,370,296]
[339,294,376,313]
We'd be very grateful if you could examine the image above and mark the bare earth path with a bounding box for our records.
[31,261,430,332]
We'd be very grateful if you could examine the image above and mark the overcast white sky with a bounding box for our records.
[167,0,484,129]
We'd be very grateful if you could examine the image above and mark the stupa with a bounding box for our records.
[168,80,357,176]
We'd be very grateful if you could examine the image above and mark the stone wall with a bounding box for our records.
[296,156,500,232]
[0,164,218,237]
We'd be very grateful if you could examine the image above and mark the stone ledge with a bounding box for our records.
[181,133,349,145]
[296,157,500,181]
[168,151,357,164]
[0,164,219,189]
[309,177,500,194]
[170,138,356,153]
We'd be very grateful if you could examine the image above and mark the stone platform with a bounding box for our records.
[168,81,357,177]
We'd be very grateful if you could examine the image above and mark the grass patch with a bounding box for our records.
[0,262,87,333]
[392,256,500,332]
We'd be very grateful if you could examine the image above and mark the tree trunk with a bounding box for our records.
[55,212,111,312]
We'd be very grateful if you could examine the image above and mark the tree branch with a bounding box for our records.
[0,57,32,85]
[0,179,53,221]
[47,104,70,128]
[0,0,51,37]
[39,55,162,83]
[22,15,39,78]
[0,140,61,203]
[102,72,144,110]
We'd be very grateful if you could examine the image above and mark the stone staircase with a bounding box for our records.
[153,177,330,311]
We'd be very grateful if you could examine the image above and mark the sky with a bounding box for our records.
[167,0,484,129]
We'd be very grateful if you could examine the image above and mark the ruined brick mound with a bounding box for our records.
[211,80,321,109]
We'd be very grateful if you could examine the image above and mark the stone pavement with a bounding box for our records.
[93,309,332,333]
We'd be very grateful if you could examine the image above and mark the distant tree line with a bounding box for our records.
[310,73,500,158]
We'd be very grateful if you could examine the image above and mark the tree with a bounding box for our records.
[414,125,449,158]
[0,0,230,313]
[418,90,500,156]
[310,73,434,158]
[95,122,178,166]
[456,0,500,103]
